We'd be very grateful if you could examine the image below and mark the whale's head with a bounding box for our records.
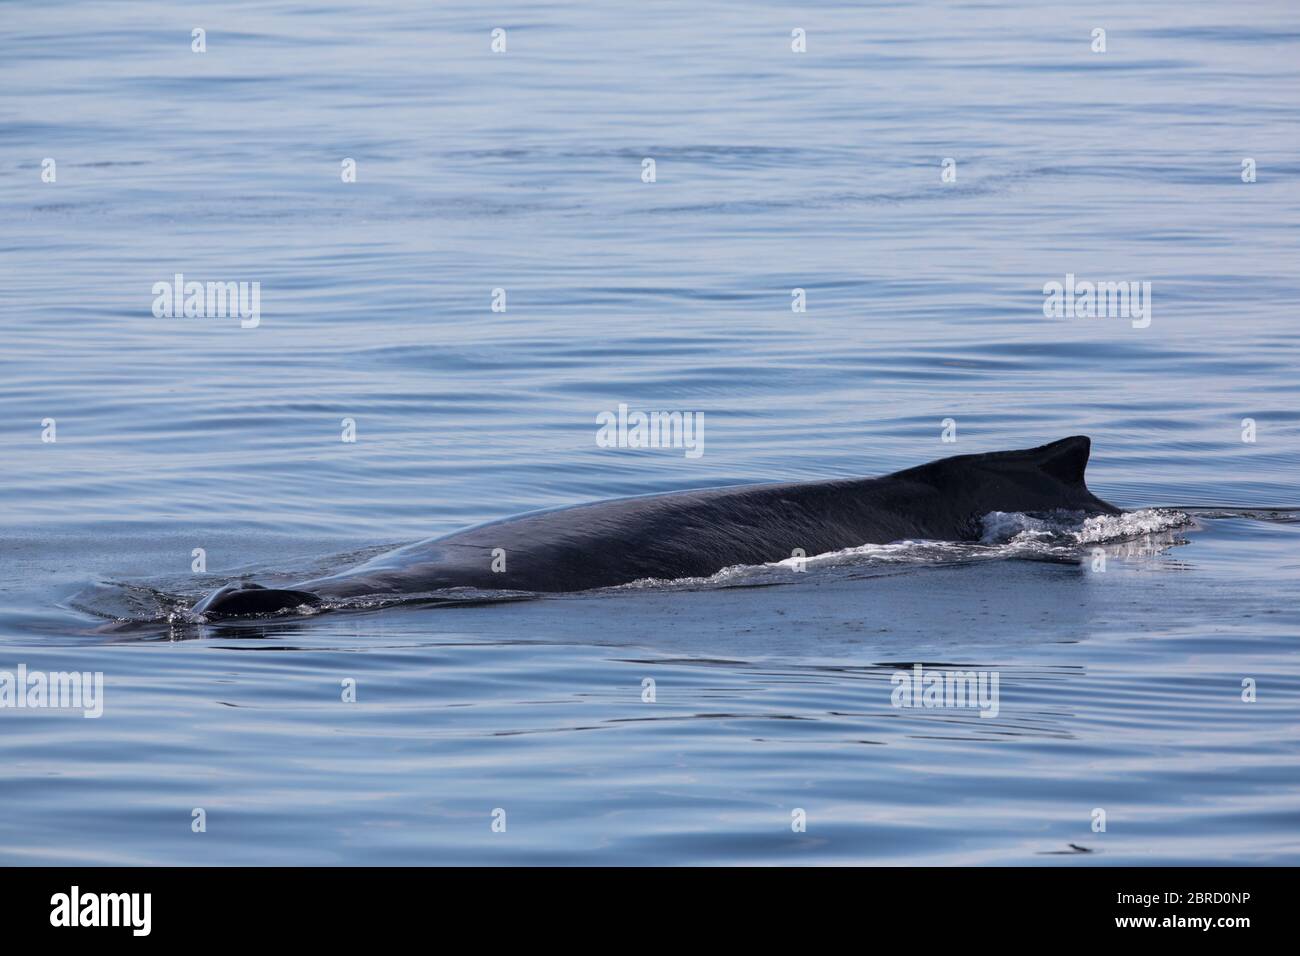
[190,581,322,619]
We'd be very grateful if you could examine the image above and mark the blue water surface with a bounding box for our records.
[1,0,1298,864]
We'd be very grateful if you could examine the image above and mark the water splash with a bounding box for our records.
[619,508,1194,591]
[982,507,1193,545]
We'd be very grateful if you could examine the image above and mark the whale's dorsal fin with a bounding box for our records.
[898,435,1095,487]
[890,436,1115,514]
[1027,435,1091,486]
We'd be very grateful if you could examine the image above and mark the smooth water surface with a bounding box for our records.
[1,0,1298,864]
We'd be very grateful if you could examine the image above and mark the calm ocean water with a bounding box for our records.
[2,0,1298,864]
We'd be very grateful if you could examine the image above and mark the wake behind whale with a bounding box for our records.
[169,436,1177,621]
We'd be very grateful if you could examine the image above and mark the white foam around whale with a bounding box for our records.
[618,508,1194,591]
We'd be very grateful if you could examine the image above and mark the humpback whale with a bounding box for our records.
[190,436,1119,618]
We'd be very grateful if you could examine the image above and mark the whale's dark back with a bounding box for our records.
[190,436,1121,613]
[327,435,1119,593]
